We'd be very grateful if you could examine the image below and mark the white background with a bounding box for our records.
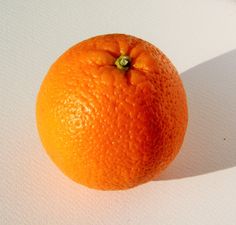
[1,1,236,224]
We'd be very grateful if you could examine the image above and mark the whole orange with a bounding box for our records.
[36,34,188,190]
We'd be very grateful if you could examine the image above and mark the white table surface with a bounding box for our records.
[1,1,236,224]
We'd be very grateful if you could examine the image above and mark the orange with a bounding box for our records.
[36,34,188,190]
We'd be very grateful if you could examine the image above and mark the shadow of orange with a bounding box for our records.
[155,50,236,180]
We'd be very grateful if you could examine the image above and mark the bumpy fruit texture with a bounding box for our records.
[36,34,188,190]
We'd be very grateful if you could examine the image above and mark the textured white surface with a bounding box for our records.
[1,1,236,224]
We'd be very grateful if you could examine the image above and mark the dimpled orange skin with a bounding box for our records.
[36,34,188,190]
